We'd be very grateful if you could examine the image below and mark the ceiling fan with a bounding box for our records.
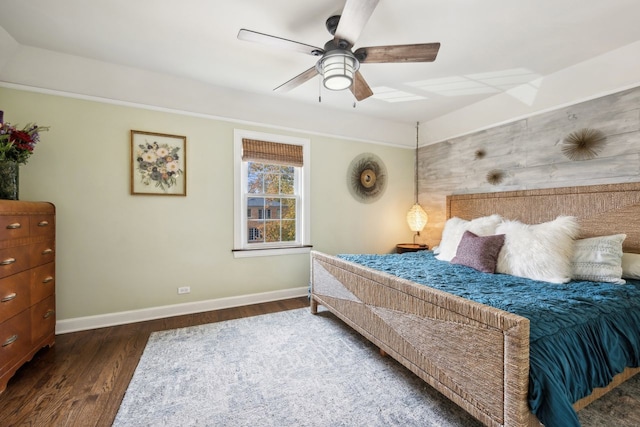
[237,0,440,101]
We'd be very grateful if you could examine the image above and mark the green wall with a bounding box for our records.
[1,87,414,320]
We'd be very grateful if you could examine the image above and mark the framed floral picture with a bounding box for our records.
[130,130,187,196]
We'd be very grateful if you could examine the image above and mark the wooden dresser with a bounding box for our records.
[0,200,55,394]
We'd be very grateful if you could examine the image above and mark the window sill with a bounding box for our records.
[232,245,313,258]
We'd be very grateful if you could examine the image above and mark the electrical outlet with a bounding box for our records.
[177,286,190,295]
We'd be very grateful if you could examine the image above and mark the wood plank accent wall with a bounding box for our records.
[418,85,640,248]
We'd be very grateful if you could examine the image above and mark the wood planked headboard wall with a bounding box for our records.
[446,182,640,253]
[420,85,640,250]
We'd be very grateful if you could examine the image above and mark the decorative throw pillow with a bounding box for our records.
[435,214,502,262]
[622,253,640,280]
[451,231,505,273]
[495,216,580,284]
[571,234,626,284]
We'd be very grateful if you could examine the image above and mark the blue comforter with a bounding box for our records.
[338,251,640,427]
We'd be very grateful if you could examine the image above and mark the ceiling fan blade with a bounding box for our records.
[355,43,441,63]
[350,71,373,101]
[334,0,380,47]
[274,67,319,92]
[238,29,324,56]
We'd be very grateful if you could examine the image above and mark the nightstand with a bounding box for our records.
[396,243,429,254]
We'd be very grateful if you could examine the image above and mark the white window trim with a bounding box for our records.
[233,129,311,258]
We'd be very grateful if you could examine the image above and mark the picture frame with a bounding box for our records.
[130,130,187,196]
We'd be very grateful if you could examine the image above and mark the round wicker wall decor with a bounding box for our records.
[347,153,387,203]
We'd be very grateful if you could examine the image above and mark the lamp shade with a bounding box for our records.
[318,50,357,91]
[406,203,428,232]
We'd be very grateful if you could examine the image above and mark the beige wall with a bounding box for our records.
[1,87,415,320]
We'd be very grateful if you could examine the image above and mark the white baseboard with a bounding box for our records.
[55,287,309,334]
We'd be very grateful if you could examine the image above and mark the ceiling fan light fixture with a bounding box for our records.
[238,1,440,102]
[317,50,359,91]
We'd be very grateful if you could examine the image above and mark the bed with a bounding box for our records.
[309,182,640,427]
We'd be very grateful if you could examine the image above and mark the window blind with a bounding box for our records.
[242,139,303,167]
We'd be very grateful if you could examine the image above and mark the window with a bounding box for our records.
[248,227,262,242]
[233,130,311,257]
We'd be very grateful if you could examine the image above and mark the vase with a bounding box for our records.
[0,161,19,200]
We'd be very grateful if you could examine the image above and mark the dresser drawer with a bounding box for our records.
[0,310,31,372]
[31,296,55,343]
[30,263,55,305]
[29,239,55,268]
[0,216,30,241]
[29,214,55,238]
[0,245,31,279]
[0,271,31,320]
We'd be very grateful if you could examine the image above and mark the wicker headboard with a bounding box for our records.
[446,182,640,253]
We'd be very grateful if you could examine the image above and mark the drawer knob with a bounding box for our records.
[42,248,54,255]
[1,293,17,303]
[38,220,50,227]
[6,223,22,230]
[0,258,16,266]
[43,309,55,319]
[2,334,18,347]
[42,276,54,284]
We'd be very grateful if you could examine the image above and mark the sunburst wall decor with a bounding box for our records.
[347,153,387,203]
[486,169,505,186]
[561,128,607,161]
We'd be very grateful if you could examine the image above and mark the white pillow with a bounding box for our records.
[622,253,640,279]
[571,234,626,284]
[435,214,502,262]
[496,216,580,284]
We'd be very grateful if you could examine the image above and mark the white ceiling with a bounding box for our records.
[1,0,640,132]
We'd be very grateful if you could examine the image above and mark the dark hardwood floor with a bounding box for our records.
[0,297,309,426]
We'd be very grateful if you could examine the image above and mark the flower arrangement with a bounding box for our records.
[134,140,183,191]
[0,111,49,165]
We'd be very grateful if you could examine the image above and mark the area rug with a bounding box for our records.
[113,308,640,426]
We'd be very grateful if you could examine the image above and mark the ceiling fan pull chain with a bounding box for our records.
[318,77,322,103]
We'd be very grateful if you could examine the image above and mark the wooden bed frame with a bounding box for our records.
[310,182,640,427]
